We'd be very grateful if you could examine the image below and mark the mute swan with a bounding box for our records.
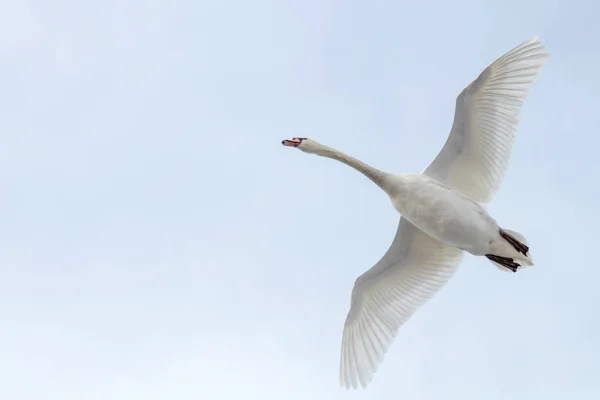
[281,37,548,389]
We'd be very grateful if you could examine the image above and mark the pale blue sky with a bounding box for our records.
[1,1,599,399]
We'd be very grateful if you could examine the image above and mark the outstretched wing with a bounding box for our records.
[340,218,464,389]
[424,37,549,203]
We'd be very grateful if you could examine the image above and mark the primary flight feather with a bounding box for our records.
[281,37,548,389]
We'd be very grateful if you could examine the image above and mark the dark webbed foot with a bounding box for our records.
[499,229,529,255]
[486,254,520,273]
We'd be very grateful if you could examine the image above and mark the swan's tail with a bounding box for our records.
[486,229,533,273]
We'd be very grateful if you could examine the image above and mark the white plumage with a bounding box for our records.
[426,37,548,203]
[281,37,548,390]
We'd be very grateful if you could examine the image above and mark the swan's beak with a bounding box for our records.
[282,138,302,148]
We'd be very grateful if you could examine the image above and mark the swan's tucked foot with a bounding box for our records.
[485,254,520,273]
[499,228,529,255]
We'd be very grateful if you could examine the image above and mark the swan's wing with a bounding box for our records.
[340,217,464,389]
[424,37,549,203]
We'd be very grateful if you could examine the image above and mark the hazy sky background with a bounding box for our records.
[1,0,599,399]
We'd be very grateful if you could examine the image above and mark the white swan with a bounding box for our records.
[281,37,549,389]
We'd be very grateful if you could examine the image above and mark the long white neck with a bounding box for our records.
[309,143,390,192]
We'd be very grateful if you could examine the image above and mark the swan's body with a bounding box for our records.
[386,173,529,263]
[281,38,548,390]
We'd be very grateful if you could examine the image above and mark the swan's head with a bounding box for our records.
[281,137,322,154]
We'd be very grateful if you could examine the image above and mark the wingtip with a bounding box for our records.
[527,36,550,56]
[526,36,543,46]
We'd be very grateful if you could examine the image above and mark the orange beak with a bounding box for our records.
[282,138,302,147]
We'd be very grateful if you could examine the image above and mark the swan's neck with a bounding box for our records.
[312,145,389,191]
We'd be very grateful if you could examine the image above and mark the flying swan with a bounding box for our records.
[281,37,548,389]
